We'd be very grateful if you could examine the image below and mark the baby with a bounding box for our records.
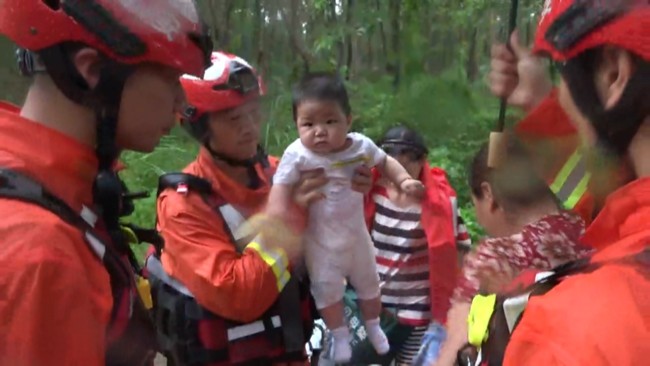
[267,72,424,363]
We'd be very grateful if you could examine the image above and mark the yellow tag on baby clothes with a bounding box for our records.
[330,155,370,169]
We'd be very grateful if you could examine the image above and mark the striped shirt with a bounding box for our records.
[372,191,472,326]
[452,197,472,251]
[373,193,431,326]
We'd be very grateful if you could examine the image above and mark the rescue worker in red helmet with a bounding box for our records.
[0,1,211,365]
[491,1,650,364]
[149,51,373,365]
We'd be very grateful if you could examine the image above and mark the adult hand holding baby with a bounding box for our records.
[351,165,373,194]
[246,168,333,263]
[292,165,373,208]
[292,168,328,208]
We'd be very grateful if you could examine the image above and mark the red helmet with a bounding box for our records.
[0,0,211,77]
[180,51,265,120]
[533,0,650,61]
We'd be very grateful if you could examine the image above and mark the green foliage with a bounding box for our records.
[119,131,197,227]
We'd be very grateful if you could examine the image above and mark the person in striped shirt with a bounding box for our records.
[365,125,472,366]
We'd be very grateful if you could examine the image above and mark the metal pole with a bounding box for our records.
[496,0,520,132]
[487,0,519,168]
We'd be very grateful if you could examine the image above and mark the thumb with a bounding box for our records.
[298,191,325,208]
[509,29,530,59]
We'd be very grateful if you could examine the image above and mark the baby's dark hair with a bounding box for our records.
[468,134,558,212]
[292,72,351,121]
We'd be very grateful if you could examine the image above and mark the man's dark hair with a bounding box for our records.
[559,47,650,157]
[292,72,351,121]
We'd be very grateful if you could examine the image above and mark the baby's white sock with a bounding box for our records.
[365,317,390,355]
[330,326,352,363]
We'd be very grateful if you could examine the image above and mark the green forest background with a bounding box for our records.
[0,0,548,250]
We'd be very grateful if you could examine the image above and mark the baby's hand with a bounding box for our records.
[400,178,425,197]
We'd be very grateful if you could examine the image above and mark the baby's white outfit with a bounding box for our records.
[274,132,386,309]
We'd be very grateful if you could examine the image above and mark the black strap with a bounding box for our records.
[157,148,274,199]
[0,168,156,365]
[157,172,213,198]
[0,168,134,289]
[276,276,305,353]
[121,222,164,248]
[157,172,246,250]
[513,247,650,299]
[0,169,92,230]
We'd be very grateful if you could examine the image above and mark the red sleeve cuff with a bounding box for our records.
[515,88,577,139]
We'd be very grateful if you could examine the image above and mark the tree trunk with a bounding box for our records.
[465,26,479,82]
[375,0,389,72]
[328,0,345,72]
[344,0,355,80]
[389,0,401,90]
[287,0,312,73]
[220,0,235,49]
[253,0,267,75]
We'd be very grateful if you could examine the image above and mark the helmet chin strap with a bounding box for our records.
[205,142,259,167]
[205,143,269,188]
[38,44,138,266]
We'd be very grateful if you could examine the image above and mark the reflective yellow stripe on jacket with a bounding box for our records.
[247,240,291,292]
[467,294,497,347]
[549,148,591,210]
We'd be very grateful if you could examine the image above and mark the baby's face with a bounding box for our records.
[295,99,351,154]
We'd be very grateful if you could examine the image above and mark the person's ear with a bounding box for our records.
[598,47,636,110]
[481,181,500,212]
[71,48,103,89]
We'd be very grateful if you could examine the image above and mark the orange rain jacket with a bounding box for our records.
[0,104,112,365]
[157,147,296,322]
[504,177,650,365]
[514,89,595,225]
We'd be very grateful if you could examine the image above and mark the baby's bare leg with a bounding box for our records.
[319,300,345,330]
[318,299,352,363]
[350,242,390,355]
[358,296,382,320]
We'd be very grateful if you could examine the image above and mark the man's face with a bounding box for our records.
[117,64,186,153]
[207,99,263,161]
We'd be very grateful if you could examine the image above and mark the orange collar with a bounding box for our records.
[582,177,650,251]
[0,105,98,211]
[191,147,272,211]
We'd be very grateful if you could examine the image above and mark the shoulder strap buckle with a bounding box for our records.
[157,173,213,198]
